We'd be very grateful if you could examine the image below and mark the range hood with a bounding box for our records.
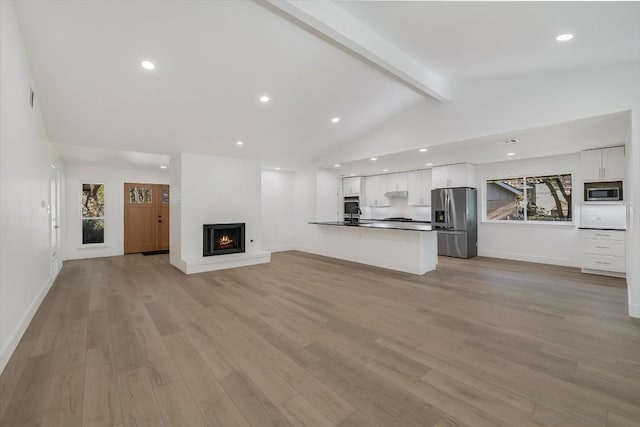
[384,190,408,198]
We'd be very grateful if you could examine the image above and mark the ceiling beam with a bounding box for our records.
[265,0,449,101]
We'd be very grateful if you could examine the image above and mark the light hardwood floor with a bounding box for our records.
[1,251,639,426]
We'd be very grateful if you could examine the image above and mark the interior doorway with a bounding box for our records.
[124,183,169,254]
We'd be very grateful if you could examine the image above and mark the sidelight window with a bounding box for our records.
[82,183,105,244]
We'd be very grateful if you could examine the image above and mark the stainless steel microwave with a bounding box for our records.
[584,181,623,201]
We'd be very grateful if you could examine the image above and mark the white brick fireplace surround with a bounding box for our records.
[169,153,270,274]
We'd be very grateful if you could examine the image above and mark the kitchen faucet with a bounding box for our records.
[349,207,362,223]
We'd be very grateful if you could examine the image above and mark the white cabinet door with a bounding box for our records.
[408,170,432,206]
[342,177,361,195]
[421,169,432,206]
[407,171,422,205]
[387,172,408,192]
[376,175,389,206]
[449,164,469,187]
[602,146,625,180]
[431,166,449,188]
[582,149,603,181]
[364,176,377,206]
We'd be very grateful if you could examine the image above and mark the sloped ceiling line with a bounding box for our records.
[265,0,450,101]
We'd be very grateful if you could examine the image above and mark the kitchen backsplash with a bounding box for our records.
[362,196,431,221]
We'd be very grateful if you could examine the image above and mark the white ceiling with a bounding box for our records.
[330,111,629,177]
[337,2,640,81]
[54,144,170,171]
[15,1,640,170]
[15,0,421,170]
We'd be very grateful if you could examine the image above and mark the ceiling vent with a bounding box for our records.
[496,138,519,145]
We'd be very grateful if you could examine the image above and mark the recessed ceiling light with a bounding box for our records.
[370,157,377,161]
[556,34,574,42]
[160,165,167,169]
[275,167,281,170]
[383,169,389,172]
[426,163,433,166]
[350,173,355,176]
[236,141,243,146]
[419,148,428,152]
[259,95,270,103]
[141,60,155,70]
[334,164,341,168]
[331,117,340,124]
[507,152,516,156]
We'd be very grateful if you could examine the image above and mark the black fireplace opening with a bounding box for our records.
[203,223,245,256]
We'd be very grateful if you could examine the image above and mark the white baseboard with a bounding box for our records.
[263,246,296,253]
[630,302,640,319]
[581,268,625,278]
[182,251,271,274]
[479,249,580,268]
[0,266,60,375]
[64,248,123,260]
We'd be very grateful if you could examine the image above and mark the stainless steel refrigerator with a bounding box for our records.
[431,187,477,258]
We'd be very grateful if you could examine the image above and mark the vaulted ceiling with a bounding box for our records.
[14,1,640,170]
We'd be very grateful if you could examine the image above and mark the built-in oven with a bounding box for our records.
[584,181,623,202]
[343,196,360,220]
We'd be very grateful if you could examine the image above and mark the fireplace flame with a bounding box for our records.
[218,234,234,248]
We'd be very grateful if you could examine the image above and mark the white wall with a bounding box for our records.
[627,109,640,317]
[170,153,267,273]
[476,153,582,267]
[316,168,340,222]
[0,0,63,373]
[261,169,295,252]
[63,165,168,260]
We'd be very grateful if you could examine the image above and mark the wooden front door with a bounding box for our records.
[124,183,170,254]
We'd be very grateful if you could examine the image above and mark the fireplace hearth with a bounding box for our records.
[203,223,245,256]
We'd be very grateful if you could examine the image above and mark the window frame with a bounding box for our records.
[81,182,106,246]
[483,173,575,226]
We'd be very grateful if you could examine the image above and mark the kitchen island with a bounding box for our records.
[308,220,437,275]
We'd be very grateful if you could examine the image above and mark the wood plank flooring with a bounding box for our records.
[1,251,639,426]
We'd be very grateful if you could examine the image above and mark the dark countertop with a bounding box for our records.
[362,218,432,224]
[578,227,626,231]
[310,221,433,232]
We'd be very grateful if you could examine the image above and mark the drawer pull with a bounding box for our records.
[595,261,611,265]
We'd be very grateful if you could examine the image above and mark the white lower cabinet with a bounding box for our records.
[580,229,625,276]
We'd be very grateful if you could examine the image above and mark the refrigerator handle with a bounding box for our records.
[445,191,450,229]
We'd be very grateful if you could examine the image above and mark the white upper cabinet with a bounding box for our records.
[602,146,625,180]
[342,176,362,195]
[386,172,408,192]
[582,146,625,181]
[432,163,476,188]
[408,169,432,206]
[364,175,389,207]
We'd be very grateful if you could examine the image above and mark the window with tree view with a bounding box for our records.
[82,183,105,244]
[486,174,572,222]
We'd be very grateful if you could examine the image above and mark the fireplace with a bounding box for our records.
[203,223,245,256]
